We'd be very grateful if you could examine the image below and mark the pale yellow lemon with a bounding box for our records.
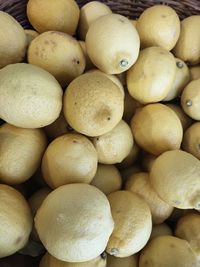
[78,1,112,40]
[173,15,200,65]
[127,47,176,103]
[136,5,180,50]
[28,31,85,87]
[150,150,200,209]
[86,13,140,74]
[106,190,152,257]
[35,184,114,262]
[181,79,200,120]
[131,103,183,155]
[125,172,173,224]
[64,72,124,137]
[92,120,133,164]
[42,133,98,188]
[0,123,47,185]
[27,0,80,35]
[0,63,63,128]
[91,164,122,195]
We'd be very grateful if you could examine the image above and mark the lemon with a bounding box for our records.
[127,47,176,103]
[35,184,114,262]
[106,190,152,257]
[136,5,180,50]
[150,150,200,209]
[131,103,183,155]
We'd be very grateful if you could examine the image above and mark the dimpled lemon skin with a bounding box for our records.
[63,72,124,137]
[35,184,114,262]
[0,63,63,128]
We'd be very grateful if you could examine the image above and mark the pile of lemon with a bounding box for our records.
[0,0,200,266]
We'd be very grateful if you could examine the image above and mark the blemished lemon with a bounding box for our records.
[0,184,32,258]
[0,123,47,185]
[181,79,200,120]
[39,253,107,267]
[125,172,173,224]
[27,0,80,35]
[150,150,200,209]
[35,184,114,262]
[42,133,98,188]
[163,58,190,101]
[182,122,200,160]
[78,1,112,40]
[86,13,140,74]
[131,103,183,155]
[28,31,86,87]
[136,5,180,51]
[92,120,133,164]
[63,72,124,137]
[166,103,193,131]
[175,211,200,261]
[127,47,176,103]
[173,15,200,65]
[150,223,172,240]
[0,11,27,69]
[139,236,198,267]
[106,190,152,257]
[91,164,122,195]
[0,63,63,128]
[107,254,138,267]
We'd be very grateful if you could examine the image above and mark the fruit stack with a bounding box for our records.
[0,1,200,267]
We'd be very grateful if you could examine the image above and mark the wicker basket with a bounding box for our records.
[0,0,200,29]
